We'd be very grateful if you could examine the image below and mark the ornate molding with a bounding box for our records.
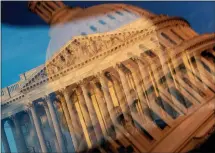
[45,17,190,81]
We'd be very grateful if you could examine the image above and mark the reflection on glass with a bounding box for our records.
[155,97,179,119]
[182,77,206,97]
[145,108,167,130]
[168,87,192,108]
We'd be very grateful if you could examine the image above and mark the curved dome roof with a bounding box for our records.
[46,3,156,60]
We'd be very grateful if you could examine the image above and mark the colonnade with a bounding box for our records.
[2,48,214,153]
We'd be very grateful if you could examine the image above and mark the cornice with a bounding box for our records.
[19,17,214,94]
[45,17,190,80]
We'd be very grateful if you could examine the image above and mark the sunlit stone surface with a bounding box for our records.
[1,1,215,153]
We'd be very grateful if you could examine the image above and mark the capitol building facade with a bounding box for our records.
[1,1,215,153]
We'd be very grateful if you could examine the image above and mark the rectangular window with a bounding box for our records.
[81,32,87,35]
[161,32,177,45]
[146,85,154,95]
[98,20,106,25]
[159,76,166,85]
[145,108,168,130]
[168,87,192,108]
[123,8,131,13]
[200,60,211,73]
[133,120,154,141]
[107,14,116,20]
[144,50,156,58]
[89,25,97,32]
[170,29,184,41]
[116,11,123,16]
[155,97,179,119]
[182,77,206,97]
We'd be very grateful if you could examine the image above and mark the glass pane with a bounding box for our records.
[168,87,192,108]
[145,108,168,130]
[133,120,154,140]
[155,97,179,119]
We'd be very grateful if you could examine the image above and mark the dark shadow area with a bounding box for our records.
[189,131,215,153]
[2,1,215,35]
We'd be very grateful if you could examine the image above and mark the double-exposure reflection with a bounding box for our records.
[1,1,215,153]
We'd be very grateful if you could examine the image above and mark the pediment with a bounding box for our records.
[20,65,48,92]
[45,28,144,75]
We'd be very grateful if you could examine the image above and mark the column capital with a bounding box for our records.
[59,87,71,97]
[134,57,148,69]
[77,79,88,87]
[26,102,34,110]
[56,94,64,102]
[74,87,83,96]
[115,63,128,73]
[95,71,104,78]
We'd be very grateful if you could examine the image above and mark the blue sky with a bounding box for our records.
[2,1,215,88]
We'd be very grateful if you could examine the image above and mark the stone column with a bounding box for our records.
[27,103,48,153]
[115,64,145,127]
[38,102,60,152]
[135,58,157,109]
[90,81,110,136]
[125,61,147,120]
[25,109,42,153]
[79,81,100,146]
[109,74,130,121]
[115,64,133,106]
[1,120,11,153]
[11,113,28,153]
[56,94,75,144]
[75,88,96,146]
[96,72,119,139]
[44,95,67,153]
[97,72,117,123]
[61,88,84,152]
[193,52,214,88]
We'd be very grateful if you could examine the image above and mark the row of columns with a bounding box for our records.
[3,49,209,153]
[2,57,156,153]
[1,95,68,153]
